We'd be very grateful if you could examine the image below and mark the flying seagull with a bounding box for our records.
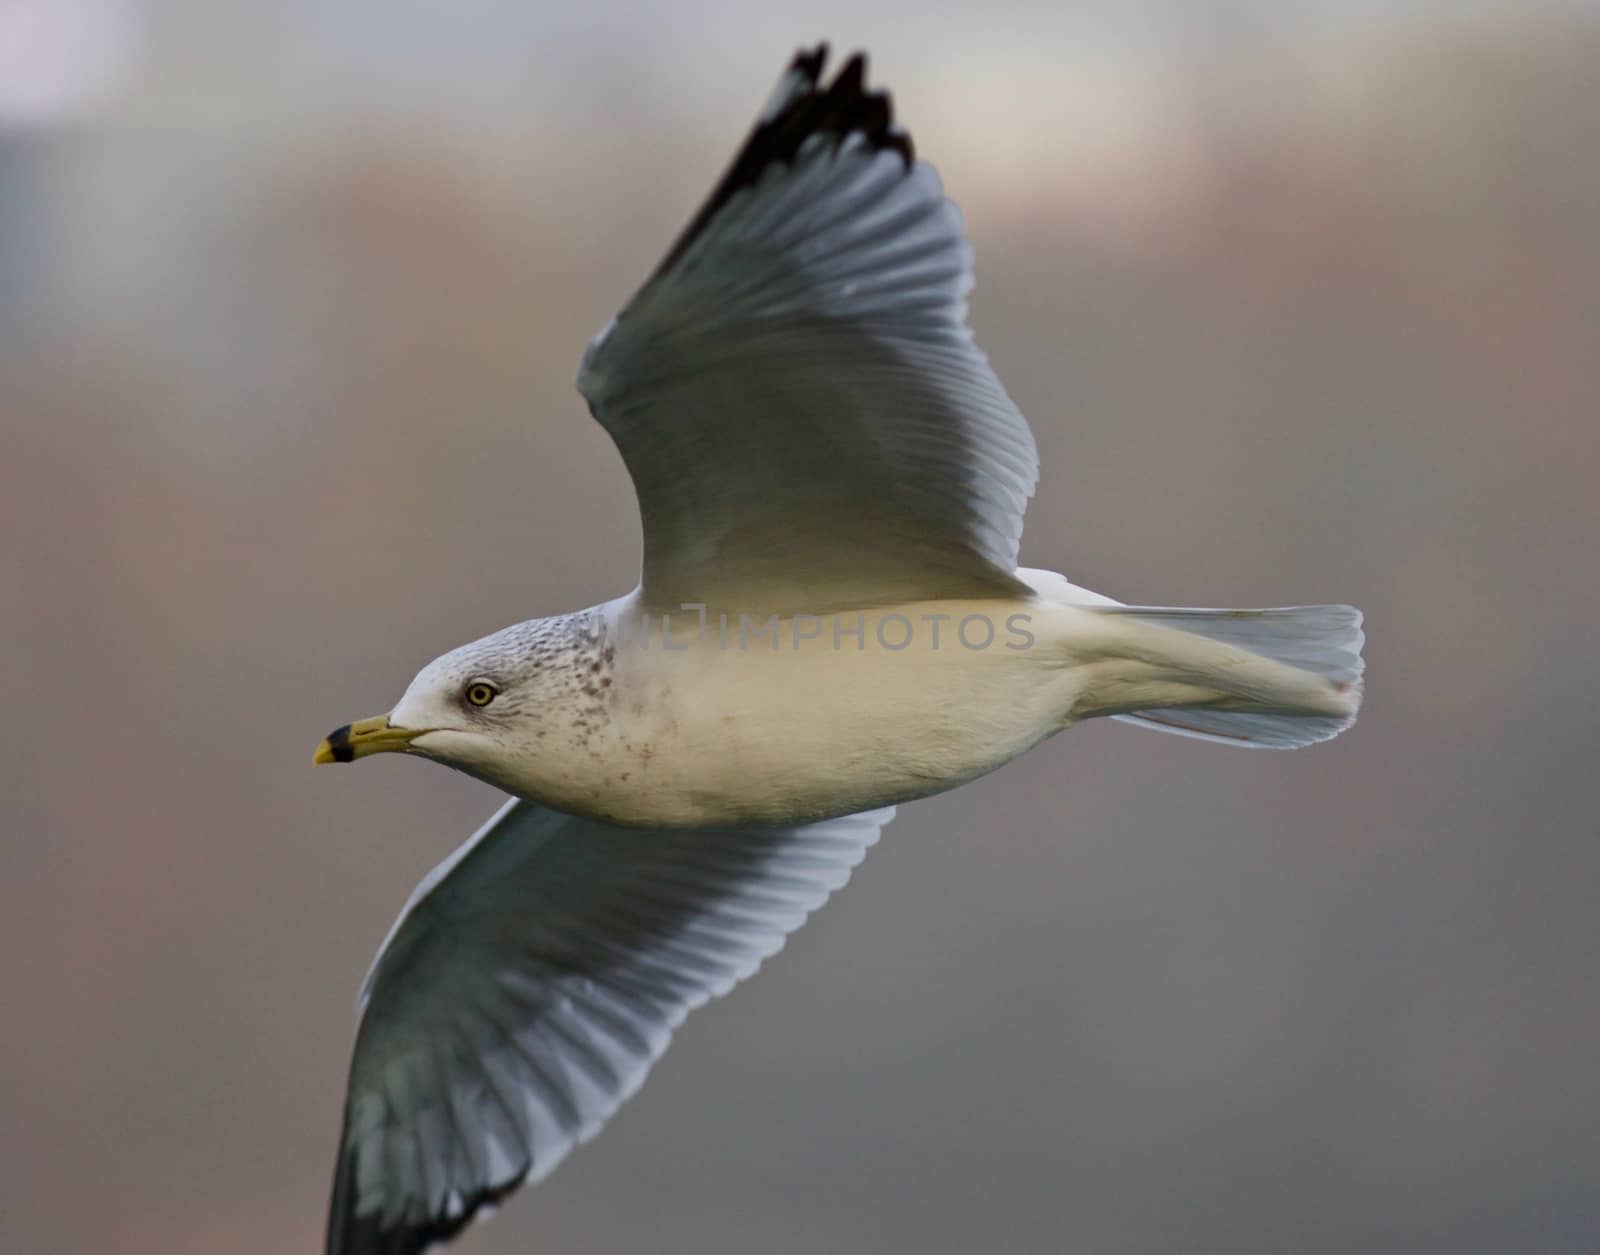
[315,44,1364,1255]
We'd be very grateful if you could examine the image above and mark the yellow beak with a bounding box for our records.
[313,714,423,765]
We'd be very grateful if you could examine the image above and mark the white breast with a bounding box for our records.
[555,595,1085,827]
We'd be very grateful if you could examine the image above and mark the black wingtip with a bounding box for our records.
[792,41,829,80]
[781,45,911,166]
[656,44,914,276]
[835,51,864,95]
[328,1119,525,1255]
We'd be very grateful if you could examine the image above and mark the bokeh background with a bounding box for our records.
[4,2,1598,1252]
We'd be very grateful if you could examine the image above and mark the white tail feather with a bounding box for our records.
[1015,570,1364,750]
[1101,605,1364,749]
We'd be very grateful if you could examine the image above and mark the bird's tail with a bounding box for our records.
[1084,604,1365,749]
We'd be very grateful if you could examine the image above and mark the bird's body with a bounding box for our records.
[420,591,1074,827]
[313,45,1366,1255]
[400,581,1357,829]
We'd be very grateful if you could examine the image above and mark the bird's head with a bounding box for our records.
[314,622,560,781]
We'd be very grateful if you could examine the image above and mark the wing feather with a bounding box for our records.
[577,45,1039,614]
[325,798,894,1255]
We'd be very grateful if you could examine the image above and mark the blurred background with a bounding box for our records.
[4,2,1598,1252]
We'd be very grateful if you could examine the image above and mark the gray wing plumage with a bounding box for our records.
[577,45,1039,614]
[326,797,895,1255]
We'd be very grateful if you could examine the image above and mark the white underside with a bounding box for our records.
[458,569,1358,828]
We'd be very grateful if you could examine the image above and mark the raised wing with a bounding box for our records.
[577,45,1038,614]
[327,797,895,1255]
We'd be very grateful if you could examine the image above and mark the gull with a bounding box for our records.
[314,45,1364,1255]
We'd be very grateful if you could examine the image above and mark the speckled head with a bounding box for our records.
[312,611,612,789]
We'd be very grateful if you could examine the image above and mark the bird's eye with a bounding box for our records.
[464,681,499,708]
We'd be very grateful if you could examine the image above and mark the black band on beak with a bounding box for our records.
[323,723,356,763]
